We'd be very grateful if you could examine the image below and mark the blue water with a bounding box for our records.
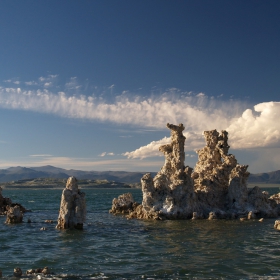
[1,188,280,279]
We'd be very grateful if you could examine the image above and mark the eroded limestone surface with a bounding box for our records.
[111,123,280,220]
[56,177,86,229]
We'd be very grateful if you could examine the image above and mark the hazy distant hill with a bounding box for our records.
[0,165,156,184]
[0,165,279,184]
[248,170,280,184]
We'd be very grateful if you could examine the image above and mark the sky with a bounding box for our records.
[0,0,279,174]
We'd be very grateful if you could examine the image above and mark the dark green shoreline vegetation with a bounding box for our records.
[0,178,140,189]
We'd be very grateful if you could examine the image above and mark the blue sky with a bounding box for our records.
[0,0,279,173]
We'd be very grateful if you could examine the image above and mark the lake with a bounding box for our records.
[1,187,280,279]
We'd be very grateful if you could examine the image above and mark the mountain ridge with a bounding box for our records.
[0,165,156,184]
[0,165,279,184]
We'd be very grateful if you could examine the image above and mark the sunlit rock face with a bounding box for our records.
[111,123,280,220]
[192,129,249,215]
[56,177,86,229]
[126,123,199,220]
[274,220,280,230]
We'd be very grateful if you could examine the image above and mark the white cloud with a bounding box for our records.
[123,132,205,159]
[0,86,242,130]
[39,74,58,83]
[227,102,280,149]
[99,152,115,157]
[0,82,279,160]
[123,102,280,159]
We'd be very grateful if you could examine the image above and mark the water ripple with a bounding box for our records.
[1,188,280,279]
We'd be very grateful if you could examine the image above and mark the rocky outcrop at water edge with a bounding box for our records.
[110,123,280,220]
[5,205,23,224]
[56,176,86,229]
[0,186,27,220]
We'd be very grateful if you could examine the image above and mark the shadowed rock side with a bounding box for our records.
[0,186,27,223]
[110,123,280,220]
[5,205,23,224]
[109,193,139,215]
[56,177,86,229]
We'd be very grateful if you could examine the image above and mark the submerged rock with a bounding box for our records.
[26,267,50,275]
[13,267,22,277]
[111,123,280,220]
[56,176,86,230]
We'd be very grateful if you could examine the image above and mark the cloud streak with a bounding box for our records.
[0,85,244,129]
[0,80,279,160]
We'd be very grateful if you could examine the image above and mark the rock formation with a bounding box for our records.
[56,176,86,229]
[13,267,22,277]
[109,193,139,215]
[0,186,27,218]
[5,205,23,224]
[274,220,280,230]
[111,123,280,220]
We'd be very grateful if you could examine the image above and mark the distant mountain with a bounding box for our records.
[248,170,280,184]
[0,165,156,184]
[0,165,279,184]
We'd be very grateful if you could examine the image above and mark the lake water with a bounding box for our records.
[1,187,280,279]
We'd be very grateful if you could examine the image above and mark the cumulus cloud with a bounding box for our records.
[124,102,280,158]
[227,102,280,148]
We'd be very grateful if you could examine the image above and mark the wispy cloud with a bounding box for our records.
[0,79,279,160]
[123,132,205,159]
[0,85,244,130]
[25,81,38,86]
[99,152,115,157]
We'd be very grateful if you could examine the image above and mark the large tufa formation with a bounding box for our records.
[192,129,278,218]
[111,123,280,220]
[117,123,199,220]
[56,177,86,229]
